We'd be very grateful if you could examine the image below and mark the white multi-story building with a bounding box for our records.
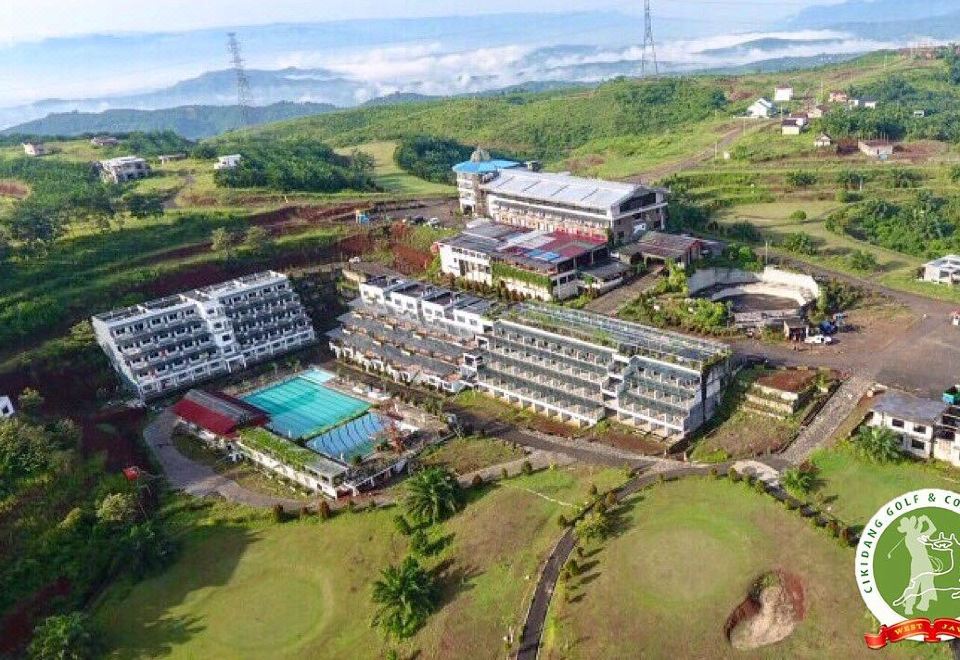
[436,220,627,301]
[747,98,775,118]
[476,304,732,438]
[479,169,667,243]
[453,148,523,214]
[868,391,956,463]
[99,156,150,183]
[923,255,960,285]
[328,277,493,392]
[92,271,316,399]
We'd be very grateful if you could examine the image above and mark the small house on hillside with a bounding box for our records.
[807,105,828,119]
[22,142,47,157]
[858,139,895,160]
[158,153,187,165]
[828,91,849,104]
[923,255,960,285]
[0,395,14,419]
[747,98,775,119]
[814,133,833,148]
[91,136,119,148]
[781,118,804,136]
[867,391,949,461]
[214,154,242,170]
[774,86,794,102]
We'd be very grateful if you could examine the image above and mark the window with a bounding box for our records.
[891,419,905,428]
[911,439,926,451]
[913,424,927,434]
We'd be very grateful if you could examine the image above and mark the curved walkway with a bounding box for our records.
[516,459,781,660]
[143,411,304,510]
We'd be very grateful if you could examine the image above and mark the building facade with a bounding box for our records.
[99,156,150,183]
[747,98,775,118]
[0,395,13,419]
[453,148,522,214]
[436,221,624,301]
[327,277,493,393]
[923,255,960,285]
[868,391,954,462]
[475,304,732,439]
[479,169,667,243]
[92,271,316,399]
[214,154,242,170]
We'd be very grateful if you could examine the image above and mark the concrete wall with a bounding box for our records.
[688,267,819,303]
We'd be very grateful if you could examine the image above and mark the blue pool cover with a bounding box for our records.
[306,412,387,463]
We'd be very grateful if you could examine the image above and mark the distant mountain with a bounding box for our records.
[815,11,960,41]
[361,92,437,107]
[788,0,958,29]
[697,52,864,75]
[698,38,845,58]
[0,102,337,139]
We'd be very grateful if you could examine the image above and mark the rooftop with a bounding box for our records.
[442,221,606,272]
[872,391,948,425]
[480,169,646,212]
[619,231,702,260]
[100,156,147,167]
[173,389,268,436]
[505,303,729,370]
[925,255,960,269]
[453,159,522,175]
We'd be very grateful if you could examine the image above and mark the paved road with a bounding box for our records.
[585,265,664,315]
[143,412,305,510]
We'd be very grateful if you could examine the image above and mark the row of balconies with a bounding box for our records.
[486,343,604,386]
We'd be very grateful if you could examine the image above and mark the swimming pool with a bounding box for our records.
[242,369,370,441]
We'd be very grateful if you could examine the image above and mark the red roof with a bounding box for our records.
[173,390,268,436]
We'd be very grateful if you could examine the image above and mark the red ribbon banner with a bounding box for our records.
[865,618,960,649]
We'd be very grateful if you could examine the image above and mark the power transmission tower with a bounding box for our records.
[227,32,252,128]
[640,0,659,77]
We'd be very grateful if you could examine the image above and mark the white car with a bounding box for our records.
[804,334,833,345]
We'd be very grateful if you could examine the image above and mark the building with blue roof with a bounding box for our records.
[454,147,523,213]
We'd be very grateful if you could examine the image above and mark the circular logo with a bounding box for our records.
[857,489,960,642]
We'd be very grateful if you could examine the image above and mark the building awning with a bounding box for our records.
[173,389,269,436]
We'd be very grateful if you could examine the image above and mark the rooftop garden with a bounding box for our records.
[237,427,318,471]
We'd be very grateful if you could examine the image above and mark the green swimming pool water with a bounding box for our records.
[243,370,370,441]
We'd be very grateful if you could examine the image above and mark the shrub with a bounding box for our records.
[847,249,879,273]
[394,514,412,536]
[604,491,618,508]
[299,505,311,520]
[785,170,816,188]
[271,504,285,523]
[471,474,484,488]
[409,529,431,556]
[521,460,533,476]
[29,612,99,660]
[754,479,767,494]
[574,510,613,543]
[588,483,599,497]
[557,514,569,527]
[567,558,581,576]
[788,209,807,222]
[728,467,742,482]
[500,466,509,480]
[708,467,718,479]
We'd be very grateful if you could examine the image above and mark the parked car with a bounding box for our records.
[804,334,833,345]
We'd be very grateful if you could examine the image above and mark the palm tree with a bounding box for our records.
[855,425,902,464]
[782,467,815,497]
[404,467,462,525]
[371,556,437,640]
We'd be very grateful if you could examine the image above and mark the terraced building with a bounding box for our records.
[476,304,732,439]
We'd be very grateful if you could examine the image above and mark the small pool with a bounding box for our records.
[305,412,388,463]
[242,369,370,441]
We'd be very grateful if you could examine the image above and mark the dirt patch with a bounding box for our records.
[0,180,29,199]
[589,426,666,455]
[725,570,805,650]
[755,369,818,394]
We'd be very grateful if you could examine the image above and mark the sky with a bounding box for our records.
[0,0,838,44]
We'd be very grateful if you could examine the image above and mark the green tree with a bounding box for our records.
[371,556,437,640]
[404,467,462,524]
[847,249,878,273]
[780,232,817,256]
[782,466,816,498]
[17,387,44,419]
[29,612,98,660]
[96,492,139,526]
[854,425,902,464]
[210,227,239,259]
[125,192,165,219]
[242,225,274,255]
[574,509,613,543]
[785,170,816,188]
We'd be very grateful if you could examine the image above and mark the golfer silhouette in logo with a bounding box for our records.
[891,515,960,615]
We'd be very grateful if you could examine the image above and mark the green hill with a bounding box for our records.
[2,102,337,140]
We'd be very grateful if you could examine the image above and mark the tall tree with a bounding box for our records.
[371,556,437,640]
[855,425,901,464]
[29,612,99,660]
[404,467,462,525]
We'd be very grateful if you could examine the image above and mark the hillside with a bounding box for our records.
[2,102,337,140]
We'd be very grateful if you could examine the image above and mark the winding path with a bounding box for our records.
[516,459,785,659]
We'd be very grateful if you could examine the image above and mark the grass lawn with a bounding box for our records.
[542,477,948,659]
[96,465,625,659]
[335,141,456,197]
[811,442,960,527]
[420,436,526,475]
